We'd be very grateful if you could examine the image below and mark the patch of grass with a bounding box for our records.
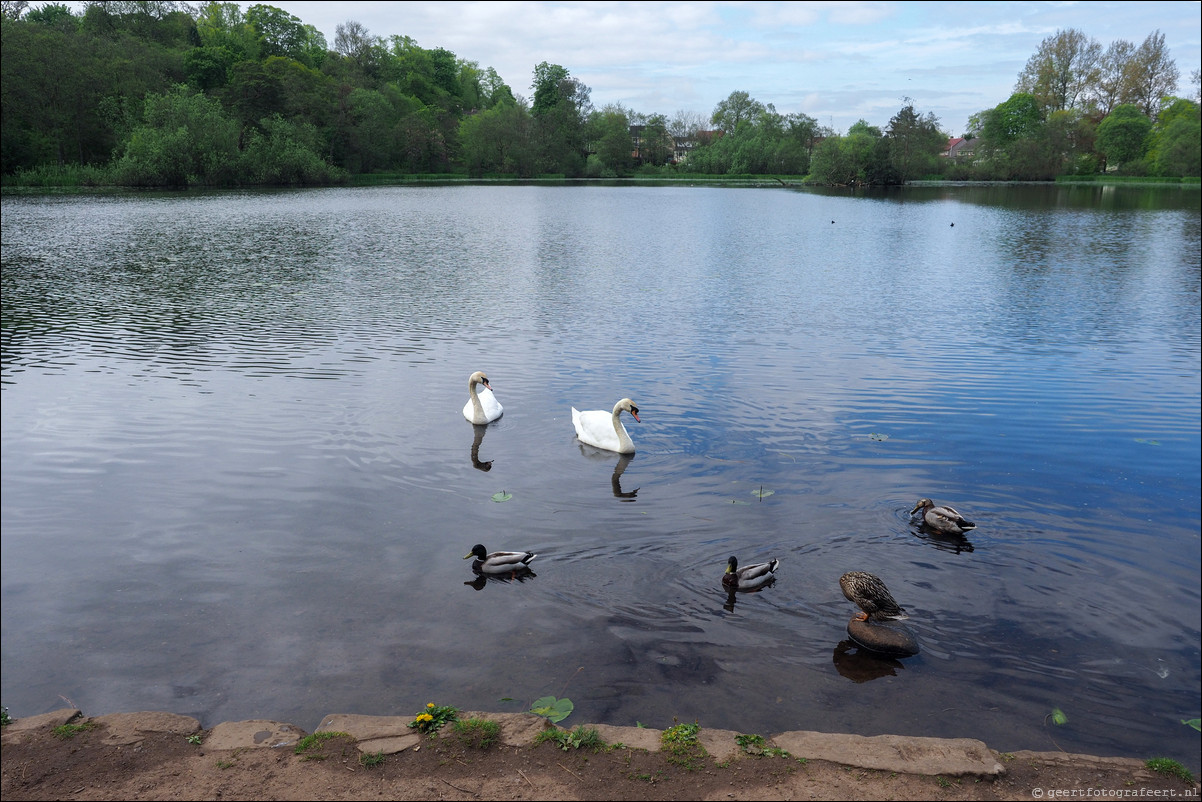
[735,733,795,760]
[454,717,501,749]
[408,702,459,735]
[294,731,351,760]
[1,707,11,727]
[1000,752,1015,762]
[359,751,385,768]
[935,775,959,788]
[1145,758,1194,784]
[661,722,706,771]
[51,721,96,740]
[534,724,608,752]
[186,734,203,746]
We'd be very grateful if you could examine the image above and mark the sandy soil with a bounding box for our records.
[2,711,1198,801]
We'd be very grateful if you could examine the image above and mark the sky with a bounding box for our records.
[59,1,1202,135]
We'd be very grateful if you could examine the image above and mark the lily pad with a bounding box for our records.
[1183,718,1201,732]
[1134,438,1161,446]
[530,696,574,724]
[491,491,513,503]
[1051,708,1068,726]
[869,432,890,441]
[751,487,774,499]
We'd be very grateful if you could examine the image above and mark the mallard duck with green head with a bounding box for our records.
[465,544,536,577]
[723,555,780,592]
[839,571,908,621]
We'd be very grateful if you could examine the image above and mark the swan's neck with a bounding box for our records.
[469,381,484,418]
[611,409,634,452]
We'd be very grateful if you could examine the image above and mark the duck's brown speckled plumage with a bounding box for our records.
[839,571,908,621]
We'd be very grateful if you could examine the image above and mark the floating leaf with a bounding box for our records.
[529,696,574,724]
[498,697,514,702]
[869,432,890,441]
[1183,718,1201,732]
[491,491,513,503]
[751,487,774,499]
[1134,439,1161,446]
[1051,708,1068,726]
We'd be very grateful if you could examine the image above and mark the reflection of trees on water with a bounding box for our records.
[470,424,492,471]
[832,640,905,683]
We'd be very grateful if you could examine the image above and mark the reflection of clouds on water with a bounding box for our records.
[470,424,493,471]
[832,639,905,683]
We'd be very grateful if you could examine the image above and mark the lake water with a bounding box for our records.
[2,183,1199,769]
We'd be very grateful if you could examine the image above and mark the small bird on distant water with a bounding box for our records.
[840,571,908,622]
[910,498,976,536]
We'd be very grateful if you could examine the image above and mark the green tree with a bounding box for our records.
[529,62,589,176]
[638,113,673,167]
[245,4,325,68]
[1095,104,1153,170]
[711,90,765,135]
[592,104,633,175]
[1095,39,1136,116]
[885,100,946,182]
[1127,31,1180,119]
[1015,28,1101,114]
[110,84,239,185]
[1147,98,1201,177]
[195,2,259,61]
[237,113,344,184]
[458,101,534,177]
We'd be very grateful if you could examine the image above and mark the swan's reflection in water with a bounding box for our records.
[832,639,906,683]
[611,454,639,500]
[470,424,492,472]
[910,523,974,554]
[464,571,538,591]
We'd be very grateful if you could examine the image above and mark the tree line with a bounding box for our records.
[1,2,1198,187]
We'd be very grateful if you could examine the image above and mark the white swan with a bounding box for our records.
[463,371,503,424]
[572,398,639,454]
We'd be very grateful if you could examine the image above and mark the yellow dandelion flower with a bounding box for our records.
[427,702,435,709]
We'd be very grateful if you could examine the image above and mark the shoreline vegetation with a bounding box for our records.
[2,5,1198,191]
[2,167,1198,192]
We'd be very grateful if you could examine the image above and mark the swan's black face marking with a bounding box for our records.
[629,404,640,421]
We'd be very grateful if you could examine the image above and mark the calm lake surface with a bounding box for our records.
[2,183,1199,768]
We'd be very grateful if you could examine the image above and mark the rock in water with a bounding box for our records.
[847,617,920,657]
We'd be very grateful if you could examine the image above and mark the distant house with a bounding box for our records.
[941,137,975,159]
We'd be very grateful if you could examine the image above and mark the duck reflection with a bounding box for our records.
[464,571,538,591]
[832,639,905,683]
[721,579,777,612]
[910,523,974,554]
[470,424,493,471]
[611,453,639,500]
